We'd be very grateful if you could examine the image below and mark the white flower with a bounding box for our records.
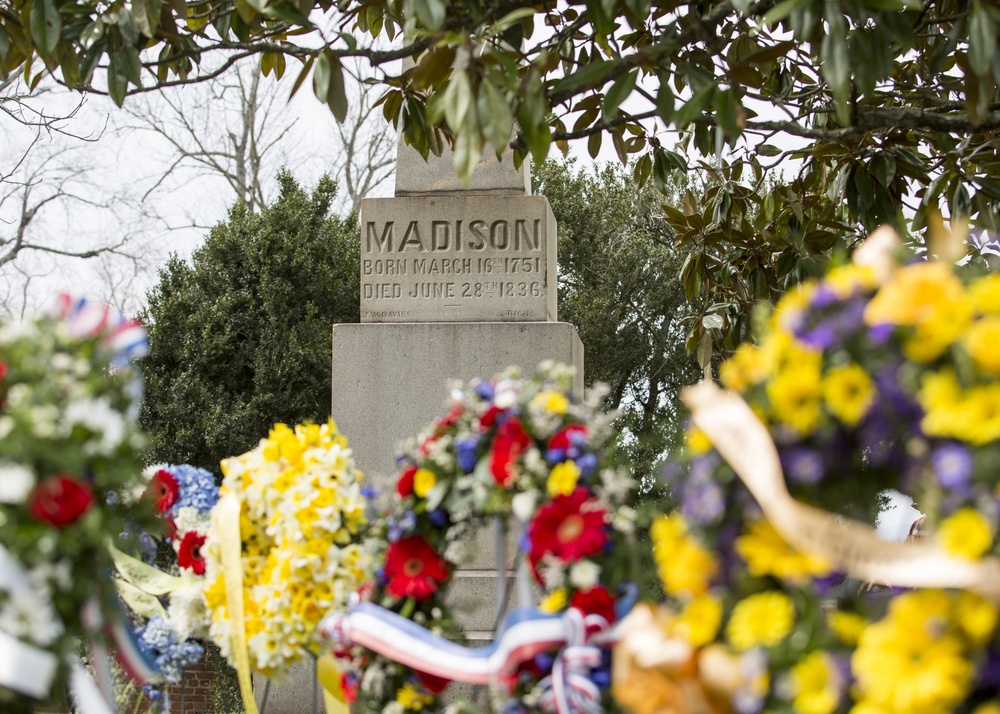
[62,396,126,455]
[360,662,386,696]
[0,464,35,504]
[383,702,405,714]
[569,560,601,589]
[538,556,565,589]
[493,379,520,409]
[174,506,209,536]
[511,490,538,522]
[613,506,637,534]
[167,584,210,640]
[598,468,635,503]
[0,588,63,646]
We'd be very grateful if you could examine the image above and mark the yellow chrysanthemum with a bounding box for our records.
[864,261,970,362]
[824,263,878,298]
[918,371,1000,445]
[827,611,866,645]
[735,520,831,583]
[652,514,718,598]
[726,591,794,651]
[719,343,766,392]
[938,507,995,560]
[767,360,823,435]
[968,273,1000,314]
[964,316,1000,376]
[413,468,437,498]
[673,595,723,647]
[396,683,434,710]
[822,363,875,426]
[956,592,999,646]
[531,389,569,415]
[547,460,581,496]
[852,590,974,714]
[787,651,842,714]
[539,588,567,613]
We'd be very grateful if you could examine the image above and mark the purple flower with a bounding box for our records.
[576,452,598,476]
[810,285,839,309]
[387,510,417,542]
[360,485,378,500]
[781,448,825,484]
[932,443,973,490]
[681,475,725,525]
[797,321,838,350]
[867,323,894,345]
[475,382,494,401]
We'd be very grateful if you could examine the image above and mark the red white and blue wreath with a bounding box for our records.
[319,362,639,714]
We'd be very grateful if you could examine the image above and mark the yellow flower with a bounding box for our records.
[685,426,713,456]
[539,588,567,613]
[968,273,1000,314]
[767,359,823,435]
[726,591,794,651]
[787,651,842,714]
[827,611,866,646]
[547,460,581,496]
[719,343,766,392]
[824,264,877,297]
[673,595,723,647]
[964,316,1000,376]
[396,683,434,710]
[413,468,437,498]
[974,703,1000,714]
[652,514,718,598]
[735,520,831,583]
[822,363,875,426]
[938,507,994,560]
[531,389,569,415]
[956,591,998,646]
[772,281,818,333]
[852,590,974,714]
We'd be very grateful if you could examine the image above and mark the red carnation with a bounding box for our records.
[384,535,450,601]
[570,585,617,625]
[177,531,207,575]
[29,474,95,528]
[480,405,504,429]
[490,418,531,487]
[548,424,588,451]
[147,469,179,513]
[396,466,417,498]
[527,487,608,575]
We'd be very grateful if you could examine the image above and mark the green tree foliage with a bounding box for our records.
[139,170,359,471]
[537,158,701,485]
[5,1,999,352]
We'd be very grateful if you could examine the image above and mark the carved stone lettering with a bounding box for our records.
[359,196,557,322]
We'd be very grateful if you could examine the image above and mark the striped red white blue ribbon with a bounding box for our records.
[47,292,148,367]
[319,603,620,714]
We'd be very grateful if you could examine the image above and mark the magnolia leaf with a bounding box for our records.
[602,68,638,122]
[327,52,348,123]
[969,0,997,78]
[29,0,60,55]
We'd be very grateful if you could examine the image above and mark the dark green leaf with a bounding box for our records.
[30,0,61,55]
[602,68,637,122]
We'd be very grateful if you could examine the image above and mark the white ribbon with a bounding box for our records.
[0,544,59,699]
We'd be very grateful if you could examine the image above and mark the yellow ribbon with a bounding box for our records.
[317,653,348,714]
[682,381,1000,602]
[212,493,259,714]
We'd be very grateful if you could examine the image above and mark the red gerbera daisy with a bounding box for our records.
[480,405,504,429]
[569,585,617,625]
[28,474,95,528]
[384,535,450,600]
[147,469,179,513]
[177,530,207,575]
[527,487,608,574]
[396,466,417,498]
[490,418,531,487]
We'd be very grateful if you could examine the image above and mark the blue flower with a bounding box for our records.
[388,510,417,542]
[361,485,379,500]
[456,437,480,473]
[475,382,495,401]
[136,615,203,685]
[429,509,449,527]
[576,452,598,477]
[168,465,219,516]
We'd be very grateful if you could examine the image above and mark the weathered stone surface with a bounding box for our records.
[331,322,583,504]
[359,195,557,323]
[394,142,531,196]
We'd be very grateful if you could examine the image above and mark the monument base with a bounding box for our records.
[254,322,583,714]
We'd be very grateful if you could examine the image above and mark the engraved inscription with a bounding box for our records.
[359,196,556,322]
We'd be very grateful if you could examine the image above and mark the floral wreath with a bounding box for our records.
[618,226,1000,714]
[0,298,153,712]
[202,419,374,680]
[337,362,639,714]
[113,463,221,712]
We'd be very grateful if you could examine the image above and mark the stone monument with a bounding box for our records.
[256,134,584,713]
